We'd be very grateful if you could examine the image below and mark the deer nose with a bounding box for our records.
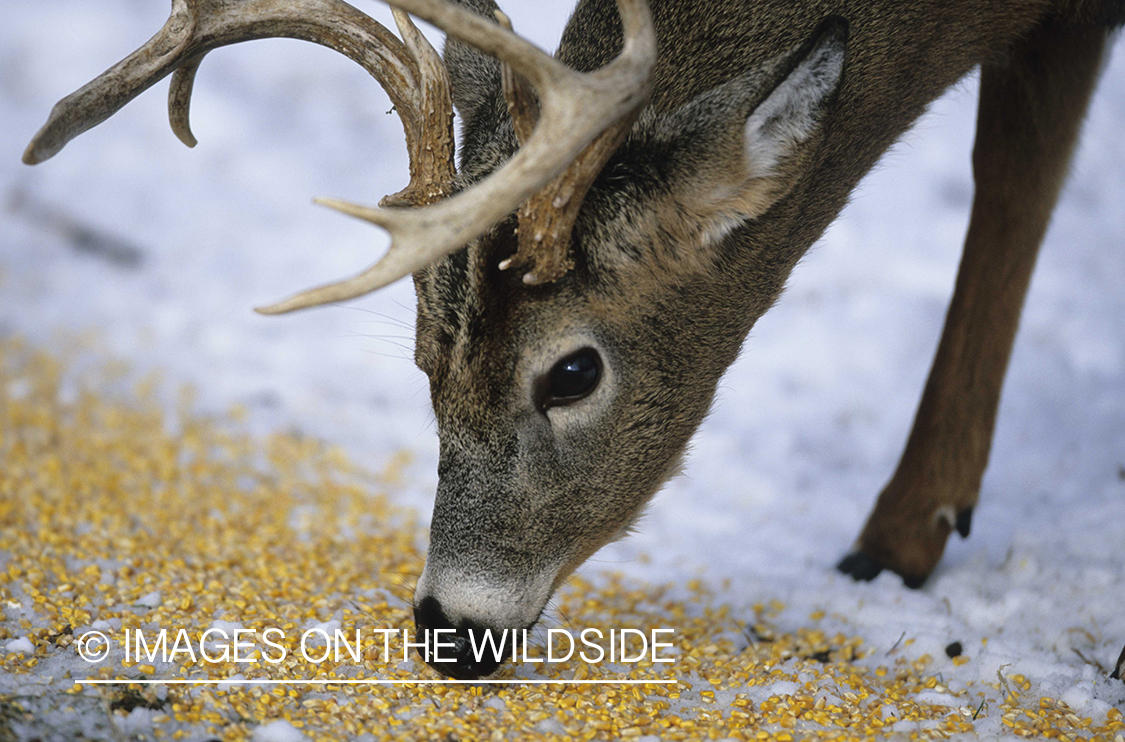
[412,595,510,680]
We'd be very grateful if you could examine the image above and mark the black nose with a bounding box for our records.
[413,596,512,680]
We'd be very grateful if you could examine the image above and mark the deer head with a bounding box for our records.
[25,0,846,679]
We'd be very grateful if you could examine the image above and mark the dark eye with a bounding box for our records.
[541,348,602,410]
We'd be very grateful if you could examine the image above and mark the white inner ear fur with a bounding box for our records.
[743,41,845,178]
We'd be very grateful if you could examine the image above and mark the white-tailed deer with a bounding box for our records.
[25,0,1123,679]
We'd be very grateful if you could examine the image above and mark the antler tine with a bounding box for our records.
[169,57,206,148]
[496,10,539,146]
[501,115,637,285]
[492,8,636,285]
[23,0,195,165]
[380,9,456,208]
[255,0,656,314]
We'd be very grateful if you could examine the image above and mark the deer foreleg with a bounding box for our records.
[839,20,1109,587]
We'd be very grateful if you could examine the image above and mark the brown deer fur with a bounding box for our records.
[408,0,1121,677]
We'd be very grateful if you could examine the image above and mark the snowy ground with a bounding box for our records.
[2,0,1124,737]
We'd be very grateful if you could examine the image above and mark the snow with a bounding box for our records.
[762,680,802,699]
[252,720,307,742]
[913,691,962,709]
[4,637,35,655]
[136,590,162,608]
[209,620,246,636]
[1,0,1124,738]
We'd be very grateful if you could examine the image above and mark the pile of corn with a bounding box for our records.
[1,335,1122,741]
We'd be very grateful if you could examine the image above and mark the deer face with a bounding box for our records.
[410,13,846,679]
[410,223,732,678]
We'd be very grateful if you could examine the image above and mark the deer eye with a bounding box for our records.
[541,348,602,411]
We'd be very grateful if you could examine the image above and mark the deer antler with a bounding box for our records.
[25,0,656,313]
[24,0,455,208]
[493,9,641,285]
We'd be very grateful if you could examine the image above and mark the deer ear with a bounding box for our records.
[443,0,504,147]
[657,17,847,238]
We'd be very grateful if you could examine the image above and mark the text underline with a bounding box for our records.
[77,679,679,685]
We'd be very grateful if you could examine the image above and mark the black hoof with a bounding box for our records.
[837,551,930,589]
[955,506,974,538]
[837,551,884,582]
[1112,643,1125,681]
[901,572,928,590]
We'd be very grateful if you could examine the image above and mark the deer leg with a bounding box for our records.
[838,21,1109,587]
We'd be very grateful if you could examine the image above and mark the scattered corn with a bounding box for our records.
[1,335,1120,741]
